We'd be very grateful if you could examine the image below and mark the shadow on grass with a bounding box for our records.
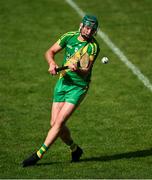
[80,148,152,162]
[34,148,152,166]
[36,161,68,166]
[36,162,57,166]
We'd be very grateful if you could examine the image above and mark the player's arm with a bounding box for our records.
[45,42,63,75]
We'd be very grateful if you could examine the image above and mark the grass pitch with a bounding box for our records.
[0,0,152,178]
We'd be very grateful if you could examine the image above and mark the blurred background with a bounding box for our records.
[0,0,152,178]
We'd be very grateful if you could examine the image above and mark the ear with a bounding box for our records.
[80,23,83,29]
[79,23,83,32]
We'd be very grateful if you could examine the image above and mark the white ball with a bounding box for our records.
[101,57,109,64]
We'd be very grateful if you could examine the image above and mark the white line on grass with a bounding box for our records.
[65,0,152,92]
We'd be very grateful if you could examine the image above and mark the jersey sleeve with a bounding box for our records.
[56,31,76,48]
[88,41,100,61]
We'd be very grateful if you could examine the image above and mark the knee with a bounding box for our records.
[50,119,61,128]
[51,114,66,129]
[54,118,65,130]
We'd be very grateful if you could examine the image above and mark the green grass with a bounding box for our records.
[0,0,152,178]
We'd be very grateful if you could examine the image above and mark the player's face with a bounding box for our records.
[80,25,96,40]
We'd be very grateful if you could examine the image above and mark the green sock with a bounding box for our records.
[37,144,48,159]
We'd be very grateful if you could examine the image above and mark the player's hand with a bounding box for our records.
[48,63,58,75]
[68,63,78,72]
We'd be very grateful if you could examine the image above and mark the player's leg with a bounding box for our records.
[22,83,87,167]
[50,102,65,127]
[50,102,75,146]
[59,125,83,162]
[49,80,84,152]
[22,102,77,167]
[36,102,65,159]
[43,102,76,147]
[48,102,83,162]
[59,125,73,145]
[56,86,88,162]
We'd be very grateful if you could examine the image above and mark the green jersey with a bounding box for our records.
[57,31,100,87]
